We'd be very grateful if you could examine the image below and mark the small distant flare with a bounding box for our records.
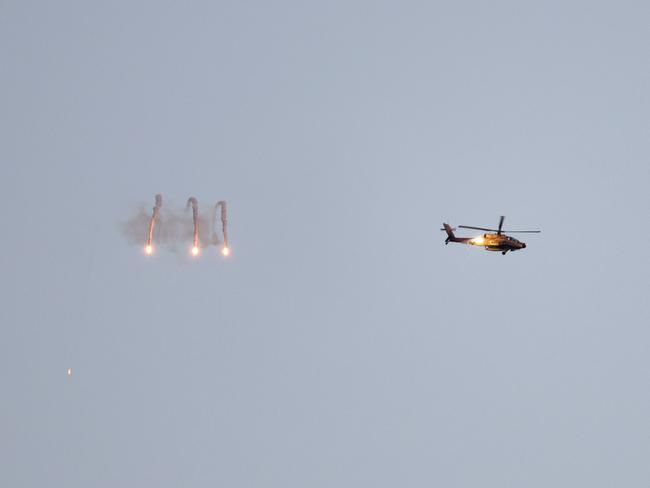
[67,368,72,376]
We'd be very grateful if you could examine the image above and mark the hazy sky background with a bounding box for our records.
[1,1,648,486]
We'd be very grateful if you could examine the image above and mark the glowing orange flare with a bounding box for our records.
[221,246,230,257]
[191,246,200,256]
[145,245,153,255]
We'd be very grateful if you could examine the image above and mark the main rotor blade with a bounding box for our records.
[458,225,541,233]
[458,225,498,232]
[497,216,505,234]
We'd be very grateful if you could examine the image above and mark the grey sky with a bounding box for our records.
[1,1,648,486]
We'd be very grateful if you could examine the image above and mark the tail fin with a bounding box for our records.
[442,223,456,244]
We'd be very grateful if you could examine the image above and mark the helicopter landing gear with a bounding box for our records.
[502,251,507,255]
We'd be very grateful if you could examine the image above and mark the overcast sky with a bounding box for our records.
[1,1,648,486]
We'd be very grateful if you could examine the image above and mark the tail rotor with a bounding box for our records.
[441,223,456,244]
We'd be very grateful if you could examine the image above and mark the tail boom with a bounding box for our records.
[442,223,472,245]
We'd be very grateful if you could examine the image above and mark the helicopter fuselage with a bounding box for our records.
[442,218,539,255]
[467,233,527,252]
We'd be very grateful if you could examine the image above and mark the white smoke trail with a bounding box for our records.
[216,201,229,255]
[186,197,200,255]
[145,194,162,254]
[122,197,222,257]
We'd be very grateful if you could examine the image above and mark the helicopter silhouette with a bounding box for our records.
[442,216,540,255]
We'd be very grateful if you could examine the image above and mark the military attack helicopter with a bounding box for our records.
[441,216,540,255]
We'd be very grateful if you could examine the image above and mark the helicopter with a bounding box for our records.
[441,216,540,255]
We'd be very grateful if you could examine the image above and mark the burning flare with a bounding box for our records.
[216,200,230,257]
[186,197,200,256]
[145,194,162,255]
